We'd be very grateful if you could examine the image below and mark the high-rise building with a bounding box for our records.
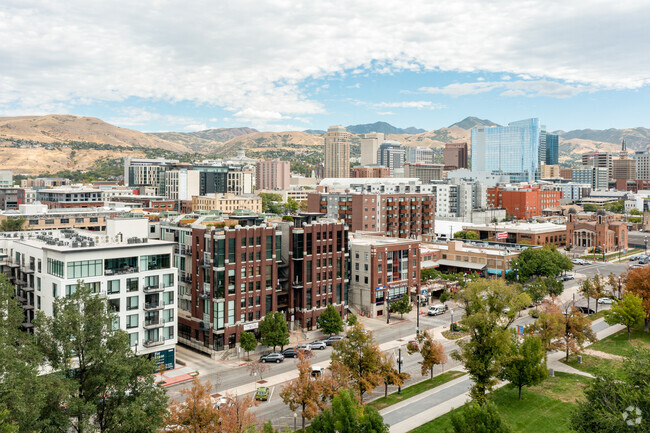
[582,152,613,179]
[443,142,468,170]
[471,118,542,182]
[256,159,290,191]
[324,126,350,178]
[545,134,559,165]
[538,128,547,167]
[634,151,650,180]
[539,164,560,179]
[164,169,200,201]
[404,163,444,183]
[572,167,609,190]
[377,141,406,175]
[612,158,636,181]
[350,166,390,178]
[360,133,384,165]
[0,171,13,188]
[406,146,435,165]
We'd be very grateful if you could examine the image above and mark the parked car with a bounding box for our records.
[572,258,585,265]
[407,340,419,351]
[598,297,613,304]
[255,387,270,401]
[629,255,640,261]
[311,366,324,378]
[260,352,284,363]
[322,335,344,346]
[427,305,446,316]
[281,347,299,358]
[560,273,575,281]
[576,306,596,315]
[308,340,327,350]
[294,343,312,352]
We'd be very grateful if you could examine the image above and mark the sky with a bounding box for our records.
[1,0,649,133]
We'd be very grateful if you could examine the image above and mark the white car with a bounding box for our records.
[598,297,613,304]
[427,305,446,316]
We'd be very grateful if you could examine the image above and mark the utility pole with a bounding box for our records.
[398,347,402,395]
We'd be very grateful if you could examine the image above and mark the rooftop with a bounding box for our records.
[463,221,566,233]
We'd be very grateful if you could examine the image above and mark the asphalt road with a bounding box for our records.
[167,261,630,429]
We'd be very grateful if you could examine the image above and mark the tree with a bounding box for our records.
[571,347,650,432]
[408,330,447,379]
[345,313,358,327]
[449,402,513,433]
[389,296,412,319]
[420,268,441,282]
[35,283,168,433]
[603,294,645,341]
[306,389,389,433]
[330,324,408,402]
[0,217,25,232]
[259,312,290,351]
[259,193,284,213]
[454,230,479,240]
[558,306,597,362]
[508,246,572,284]
[218,395,258,433]
[285,198,299,214]
[499,335,547,400]
[247,360,269,381]
[527,302,565,361]
[452,279,517,403]
[239,331,258,360]
[590,274,607,313]
[318,305,344,336]
[579,277,596,313]
[164,378,220,432]
[280,353,335,431]
[624,265,650,332]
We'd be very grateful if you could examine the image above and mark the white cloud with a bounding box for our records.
[376,111,395,116]
[184,124,208,131]
[0,0,649,122]
[350,99,445,110]
[420,80,599,98]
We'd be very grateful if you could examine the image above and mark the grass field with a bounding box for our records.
[368,371,466,411]
[588,325,650,357]
[563,354,625,380]
[409,373,590,433]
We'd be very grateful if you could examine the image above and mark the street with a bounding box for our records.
[166,261,629,430]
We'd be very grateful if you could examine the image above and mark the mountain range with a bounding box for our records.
[0,114,648,174]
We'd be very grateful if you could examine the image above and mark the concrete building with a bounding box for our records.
[0,170,13,188]
[21,178,71,189]
[443,142,468,170]
[582,152,613,179]
[165,169,201,201]
[124,157,180,192]
[191,194,262,213]
[471,118,542,182]
[378,141,406,175]
[633,151,650,180]
[351,166,390,179]
[360,133,384,166]
[0,219,178,369]
[227,169,254,195]
[0,204,127,231]
[307,191,435,239]
[612,157,636,181]
[348,233,420,318]
[463,221,567,246]
[406,146,435,165]
[290,176,319,188]
[572,167,609,191]
[256,159,290,191]
[324,126,350,178]
[566,213,627,254]
[559,168,573,180]
[0,188,25,210]
[404,163,444,183]
[36,188,103,209]
[487,184,563,220]
[446,169,511,187]
[539,164,560,179]
[550,183,592,203]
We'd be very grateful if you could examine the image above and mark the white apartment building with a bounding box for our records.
[431,181,487,219]
[634,152,650,180]
[360,133,384,166]
[165,169,201,201]
[227,170,254,195]
[0,218,178,369]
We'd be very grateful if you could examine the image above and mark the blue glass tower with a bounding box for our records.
[471,118,541,182]
[545,133,559,165]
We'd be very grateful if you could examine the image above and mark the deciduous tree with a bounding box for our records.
[389,296,412,319]
[164,378,220,432]
[603,294,645,340]
[408,330,447,379]
[306,389,388,433]
[499,335,547,400]
[624,265,650,332]
[259,312,290,351]
[218,395,258,433]
[509,246,572,284]
[527,302,564,361]
[247,360,269,382]
[239,331,258,361]
[450,402,513,433]
[317,305,344,336]
[279,353,335,431]
[0,217,25,232]
[558,306,597,362]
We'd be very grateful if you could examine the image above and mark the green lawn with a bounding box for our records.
[409,373,591,433]
[368,371,466,411]
[563,354,625,380]
[589,325,650,357]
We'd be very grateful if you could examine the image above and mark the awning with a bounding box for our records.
[420,260,439,269]
[435,259,487,271]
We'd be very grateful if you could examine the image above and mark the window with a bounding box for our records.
[107,280,120,294]
[163,326,174,340]
[129,332,138,347]
[36,277,41,291]
[126,278,138,292]
[127,296,139,310]
[104,257,137,274]
[140,254,170,271]
[163,291,174,305]
[68,259,103,279]
[144,275,159,288]
[52,283,58,298]
[65,284,77,296]
[47,258,64,277]
[227,300,234,325]
[108,298,120,313]
[126,314,139,329]
[163,308,174,323]
[162,274,174,287]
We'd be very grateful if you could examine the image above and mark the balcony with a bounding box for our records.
[22,304,34,310]
[144,319,163,329]
[14,278,27,286]
[105,267,138,276]
[198,290,210,300]
[292,280,304,289]
[143,284,164,294]
[144,302,163,311]
[200,260,212,269]
[21,266,34,274]
[143,339,163,348]
[199,321,210,331]
[21,322,33,329]
[22,285,34,292]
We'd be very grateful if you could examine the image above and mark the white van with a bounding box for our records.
[427,304,446,316]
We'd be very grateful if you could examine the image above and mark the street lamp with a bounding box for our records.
[386,289,390,325]
[293,413,297,432]
[397,346,402,395]
[416,294,420,335]
[618,276,622,300]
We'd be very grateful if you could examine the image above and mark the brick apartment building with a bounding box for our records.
[307,192,435,239]
[487,185,563,220]
[348,233,421,318]
[350,166,390,178]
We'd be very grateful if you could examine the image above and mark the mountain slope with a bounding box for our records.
[345,121,426,135]
[218,131,325,156]
[559,127,650,151]
[0,114,188,152]
[150,127,257,152]
[449,116,500,130]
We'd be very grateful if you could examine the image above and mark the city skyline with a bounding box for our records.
[1,1,649,133]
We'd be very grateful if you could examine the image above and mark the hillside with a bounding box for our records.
[217,131,325,157]
[150,127,257,153]
[449,116,499,129]
[0,115,188,152]
[346,121,426,135]
[558,127,650,151]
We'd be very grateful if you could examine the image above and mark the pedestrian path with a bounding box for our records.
[154,366,197,387]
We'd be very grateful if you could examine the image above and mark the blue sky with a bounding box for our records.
[2,1,649,133]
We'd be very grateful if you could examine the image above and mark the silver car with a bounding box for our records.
[308,340,327,350]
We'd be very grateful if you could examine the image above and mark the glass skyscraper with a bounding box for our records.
[471,118,541,182]
[545,133,559,165]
